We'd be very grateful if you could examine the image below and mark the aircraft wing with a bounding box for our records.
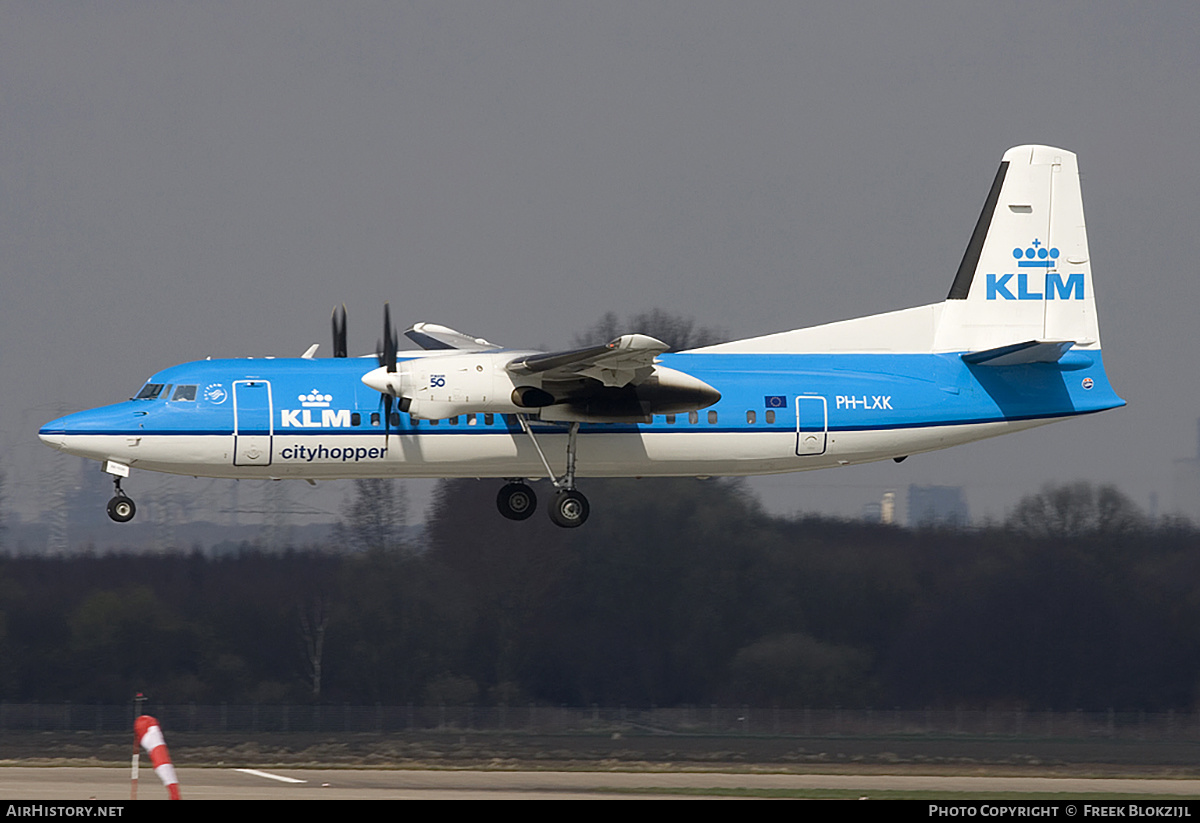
[507,334,669,388]
[405,323,501,351]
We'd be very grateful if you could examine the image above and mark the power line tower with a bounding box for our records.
[261,480,292,551]
[151,481,179,552]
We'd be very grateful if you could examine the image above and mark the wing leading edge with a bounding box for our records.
[507,333,668,387]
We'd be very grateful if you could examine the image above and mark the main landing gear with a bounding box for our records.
[497,482,537,520]
[106,475,137,523]
[495,419,591,528]
[497,482,591,529]
[548,488,589,529]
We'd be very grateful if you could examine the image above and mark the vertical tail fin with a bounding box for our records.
[935,145,1100,354]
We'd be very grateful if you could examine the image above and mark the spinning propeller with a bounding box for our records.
[375,303,400,443]
[330,303,402,443]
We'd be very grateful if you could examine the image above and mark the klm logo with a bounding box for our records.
[987,272,1084,301]
[281,408,351,428]
[985,240,1085,301]
[281,389,351,428]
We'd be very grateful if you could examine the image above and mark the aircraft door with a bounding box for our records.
[795,395,828,456]
[233,380,273,466]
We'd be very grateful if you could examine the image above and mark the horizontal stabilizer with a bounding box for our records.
[961,340,1074,366]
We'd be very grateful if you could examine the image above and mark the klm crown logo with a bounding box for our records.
[1014,239,1059,268]
[986,239,1083,301]
[300,390,332,408]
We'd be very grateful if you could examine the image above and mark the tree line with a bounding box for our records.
[0,478,1195,712]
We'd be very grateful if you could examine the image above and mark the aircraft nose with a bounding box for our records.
[38,405,138,462]
[38,420,67,450]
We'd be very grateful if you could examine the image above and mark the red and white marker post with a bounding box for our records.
[133,714,181,800]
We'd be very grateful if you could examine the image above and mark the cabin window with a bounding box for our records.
[390,412,401,427]
[504,414,518,426]
[484,413,495,426]
[765,410,775,424]
[708,410,718,424]
[467,414,477,426]
[666,414,676,424]
[449,416,459,425]
[370,412,381,427]
[688,411,699,424]
[429,418,439,426]
[171,385,197,402]
[134,383,165,400]
[351,412,361,426]
[746,410,756,424]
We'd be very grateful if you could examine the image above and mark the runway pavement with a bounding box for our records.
[2,767,1200,800]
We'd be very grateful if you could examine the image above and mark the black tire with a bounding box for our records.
[548,489,589,528]
[106,495,136,523]
[497,482,537,521]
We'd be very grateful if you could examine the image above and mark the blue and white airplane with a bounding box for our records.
[40,145,1123,528]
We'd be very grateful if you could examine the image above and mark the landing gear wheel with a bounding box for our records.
[106,495,136,523]
[548,489,589,528]
[497,482,537,521]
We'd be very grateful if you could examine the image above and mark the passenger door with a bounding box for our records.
[795,395,828,456]
[233,380,273,466]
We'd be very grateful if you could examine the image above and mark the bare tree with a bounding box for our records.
[336,479,409,553]
[1007,481,1144,538]
[573,309,727,352]
[298,594,330,700]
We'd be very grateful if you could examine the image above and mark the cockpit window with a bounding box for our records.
[134,383,165,400]
[172,385,197,402]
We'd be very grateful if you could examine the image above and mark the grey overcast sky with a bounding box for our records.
[2,1,1198,526]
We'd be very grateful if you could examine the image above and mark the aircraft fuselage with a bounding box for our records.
[39,348,1122,481]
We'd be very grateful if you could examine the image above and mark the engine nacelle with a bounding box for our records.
[539,366,720,423]
[363,354,719,422]
[363,352,535,419]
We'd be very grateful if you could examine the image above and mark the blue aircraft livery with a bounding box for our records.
[39,145,1123,528]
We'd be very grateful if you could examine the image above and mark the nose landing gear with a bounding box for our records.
[106,475,137,523]
[103,461,136,523]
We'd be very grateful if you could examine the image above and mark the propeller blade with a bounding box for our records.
[382,393,394,446]
[383,302,398,373]
[370,302,403,445]
[331,304,348,358]
[373,303,401,445]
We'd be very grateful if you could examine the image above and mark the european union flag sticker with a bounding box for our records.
[764,395,787,409]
